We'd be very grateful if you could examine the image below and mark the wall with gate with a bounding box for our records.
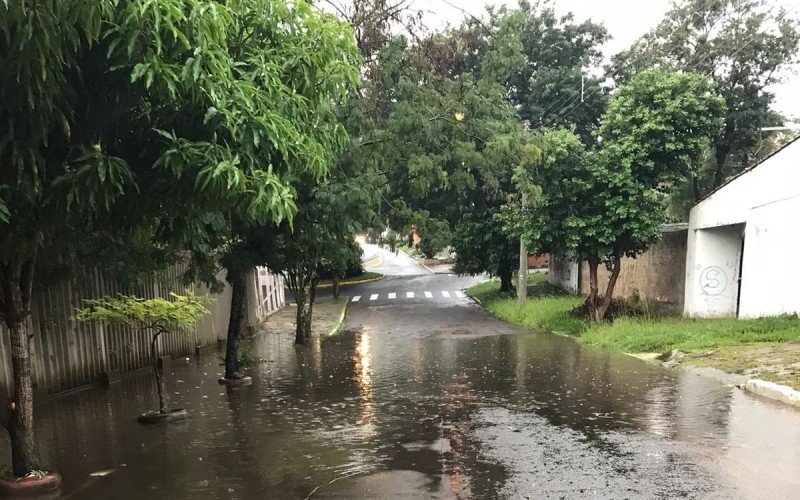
[0,263,285,396]
[246,267,285,330]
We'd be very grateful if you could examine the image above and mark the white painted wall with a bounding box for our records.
[738,195,800,317]
[548,253,579,294]
[685,224,743,317]
[685,138,800,318]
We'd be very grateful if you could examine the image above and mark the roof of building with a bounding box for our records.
[661,222,688,232]
[696,134,800,205]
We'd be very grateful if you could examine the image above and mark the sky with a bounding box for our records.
[408,0,800,121]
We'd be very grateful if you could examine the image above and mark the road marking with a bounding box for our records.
[351,296,361,302]
[370,294,379,301]
[406,291,414,298]
[455,291,465,298]
[424,291,433,298]
[441,291,450,298]
[388,292,396,299]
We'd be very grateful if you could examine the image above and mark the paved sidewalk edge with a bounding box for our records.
[327,300,350,336]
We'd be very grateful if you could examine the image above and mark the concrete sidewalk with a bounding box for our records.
[260,297,348,337]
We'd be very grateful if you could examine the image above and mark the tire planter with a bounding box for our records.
[136,408,188,424]
[0,473,62,497]
[217,376,252,387]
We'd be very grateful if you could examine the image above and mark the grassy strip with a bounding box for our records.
[467,273,587,334]
[317,272,383,288]
[580,315,800,353]
[467,274,800,353]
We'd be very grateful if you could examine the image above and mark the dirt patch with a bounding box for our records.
[682,342,800,390]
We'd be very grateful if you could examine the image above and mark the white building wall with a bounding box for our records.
[685,138,800,318]
[685,224,743,317]
[548,253,579,294]
[738,196,800,317]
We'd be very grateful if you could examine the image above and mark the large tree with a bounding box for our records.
[0,0,356,477]
[610,0,800,207]
[0,1,118,477]
[346,32,527,254]
[452,131,542,292]
[528,69,725,320]
[457,0,610,144]
[264,163,377,345]
[209,0,359,379]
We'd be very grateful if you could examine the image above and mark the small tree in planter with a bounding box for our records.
[77,292,210,423]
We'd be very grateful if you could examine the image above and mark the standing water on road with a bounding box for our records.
[11,296,800,499]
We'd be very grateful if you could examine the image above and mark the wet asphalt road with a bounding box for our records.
[10,245,800,499]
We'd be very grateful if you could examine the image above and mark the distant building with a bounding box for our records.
[684,137,800,318]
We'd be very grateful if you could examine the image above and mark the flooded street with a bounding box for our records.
[10,250,800,498]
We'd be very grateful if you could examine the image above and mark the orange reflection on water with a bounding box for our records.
[355,330,375,435]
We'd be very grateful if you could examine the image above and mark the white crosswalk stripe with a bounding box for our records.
[355,290,465,302]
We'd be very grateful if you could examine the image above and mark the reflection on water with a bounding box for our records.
[355,329,376,439]
[3,328,800,498]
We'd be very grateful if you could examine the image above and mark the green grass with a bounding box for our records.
[318,272,383,287]
[399,244,419,257]
[467,272,587,334]
[467,275,800,354]
[580,315,800,353]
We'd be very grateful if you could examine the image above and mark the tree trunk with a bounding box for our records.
[224,271,246,379]
[499,261,514,293]
[692,175,702,202]
[1,257,42,477]
[332,274,340,300]
[595,256,622,321]
[294,282,314,345]
[712,143,730,189]
[518,237,528,305]
[585,257,599,319]
[150,330,166,412]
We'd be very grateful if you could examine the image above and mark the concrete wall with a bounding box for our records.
[548,254,579,293]
[579,227,688,310]
[685,138,800,318]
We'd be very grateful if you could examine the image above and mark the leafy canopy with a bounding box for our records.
[609,0,800,202]
[77,292,211,332]
[528,69,725,265]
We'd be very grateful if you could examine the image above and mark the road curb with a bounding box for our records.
[316,275,384,289]
[327,300,349,336]
[742,379,800,407]
[363,256,383,269]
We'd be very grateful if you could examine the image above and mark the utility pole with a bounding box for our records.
[580,74,585,103]
[518,192,528,305]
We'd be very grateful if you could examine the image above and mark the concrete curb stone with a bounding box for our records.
[743,379,800,407]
